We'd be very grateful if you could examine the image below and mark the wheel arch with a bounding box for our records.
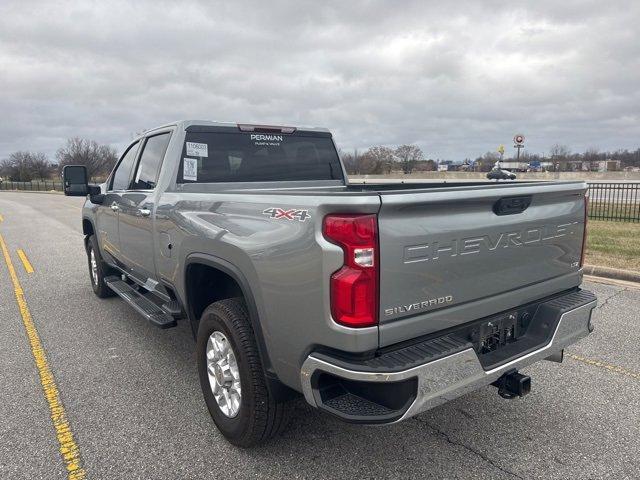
[183,253,294,399]
[82,217,95,249]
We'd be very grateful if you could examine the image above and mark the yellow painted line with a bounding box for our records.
[17,249,34,273]
[568,354,639,381]
[0,233,86,479]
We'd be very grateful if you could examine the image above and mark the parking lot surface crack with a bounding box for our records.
[594,287,628,312]
[415,417,525,479]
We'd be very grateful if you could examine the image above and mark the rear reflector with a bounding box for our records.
[324,214,378,328]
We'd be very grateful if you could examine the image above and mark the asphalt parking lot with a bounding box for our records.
[0,191,639,479]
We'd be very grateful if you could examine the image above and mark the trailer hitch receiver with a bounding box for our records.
[492,369,531,399]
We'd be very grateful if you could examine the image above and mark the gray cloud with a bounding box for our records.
[1,0,639,160]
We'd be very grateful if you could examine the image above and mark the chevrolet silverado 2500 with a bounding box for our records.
[62,120,597,447]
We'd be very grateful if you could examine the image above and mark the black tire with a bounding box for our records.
[196,298,290,447]
[86,235,115,298]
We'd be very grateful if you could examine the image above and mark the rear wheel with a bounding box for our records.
[86,235,115,298]
[196,298,290,447]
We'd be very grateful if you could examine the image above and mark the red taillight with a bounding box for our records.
[580,194,589,267]
[323,214,378,328]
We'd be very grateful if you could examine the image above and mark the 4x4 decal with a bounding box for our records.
[262,207,310,222]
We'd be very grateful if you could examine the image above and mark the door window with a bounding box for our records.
[131,133,171,190]
[110,141,140,191]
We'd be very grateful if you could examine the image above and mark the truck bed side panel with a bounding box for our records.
[155,190,381,390]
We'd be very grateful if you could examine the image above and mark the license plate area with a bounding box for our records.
[466,303,541,366]
[475,312,523,355]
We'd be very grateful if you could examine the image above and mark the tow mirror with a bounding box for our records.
[62,165,89,196]
[62,165,104,203]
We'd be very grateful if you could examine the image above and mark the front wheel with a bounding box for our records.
[196,298,290,447]
[86,235,115,298]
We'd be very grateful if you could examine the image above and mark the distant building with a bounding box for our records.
[596,160,621,172]
[500,161,528,171]
[578,160,621,172]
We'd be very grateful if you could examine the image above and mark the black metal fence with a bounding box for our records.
[587,182,640,222]
[1,178,639,221]
[0,180,63,192]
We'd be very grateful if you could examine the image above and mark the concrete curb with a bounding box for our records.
[583,264,640,284]
[0,190,63,195]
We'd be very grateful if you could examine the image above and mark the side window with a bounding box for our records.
[110,141,140,191]
[131,132,171,190]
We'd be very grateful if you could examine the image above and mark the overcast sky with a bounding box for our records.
[1,0,639,161]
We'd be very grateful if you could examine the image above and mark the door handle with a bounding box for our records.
[139,208,151,217]
[110,202,119,212]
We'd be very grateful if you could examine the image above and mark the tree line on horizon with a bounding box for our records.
[341,145,431,175]
[2,139,640,182]
[342,143,640,175]
[0,138,118,182]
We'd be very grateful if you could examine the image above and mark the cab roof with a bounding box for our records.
[142,120,331,137]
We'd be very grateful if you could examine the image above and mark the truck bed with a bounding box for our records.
[197,179,587,347]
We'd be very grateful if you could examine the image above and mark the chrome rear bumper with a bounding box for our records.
[300,290,597,423]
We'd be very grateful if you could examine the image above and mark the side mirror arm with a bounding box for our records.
[88,184,104,205]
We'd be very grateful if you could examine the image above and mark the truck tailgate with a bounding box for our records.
[377,182,587,346]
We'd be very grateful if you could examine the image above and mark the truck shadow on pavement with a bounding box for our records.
[95,289,629,480]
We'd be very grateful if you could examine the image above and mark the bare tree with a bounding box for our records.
[341,149,384,175]
[394,144,424,174]
[424,159,437,171]
[29,152,53,179]
[340,150,358,175]
[583,147,601,163]
[56,138,118,180]
[363,146,394,174]
[6,151,33,181]
[0,151,53,181]
[549,144,571,160]
[0,158,13,179]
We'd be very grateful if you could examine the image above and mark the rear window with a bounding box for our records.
[177,131,343,183]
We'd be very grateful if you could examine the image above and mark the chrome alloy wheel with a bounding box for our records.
[206,331,242,418]
[90,248,99,285]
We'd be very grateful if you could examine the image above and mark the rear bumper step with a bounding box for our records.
[300,289,596,424]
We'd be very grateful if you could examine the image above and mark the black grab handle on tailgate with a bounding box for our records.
[493,196,532,216]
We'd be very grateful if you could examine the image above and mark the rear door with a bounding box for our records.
[117,131,172,282]
[97,140,140,265]
[376,182,587,346]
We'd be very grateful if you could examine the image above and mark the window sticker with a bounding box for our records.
[183,157,198,181]
[186,142,208,157]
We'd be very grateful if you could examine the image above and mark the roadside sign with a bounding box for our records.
[513,134,525,159]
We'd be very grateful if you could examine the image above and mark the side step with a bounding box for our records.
[105,276,177,329]
[161,299,183,318]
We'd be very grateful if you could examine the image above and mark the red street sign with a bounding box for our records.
[513,134,525,145]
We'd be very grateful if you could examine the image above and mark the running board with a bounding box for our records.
[105,276,177,329]
[161,299,183,318]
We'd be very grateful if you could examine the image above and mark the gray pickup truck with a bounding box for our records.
[63,120,597,447]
